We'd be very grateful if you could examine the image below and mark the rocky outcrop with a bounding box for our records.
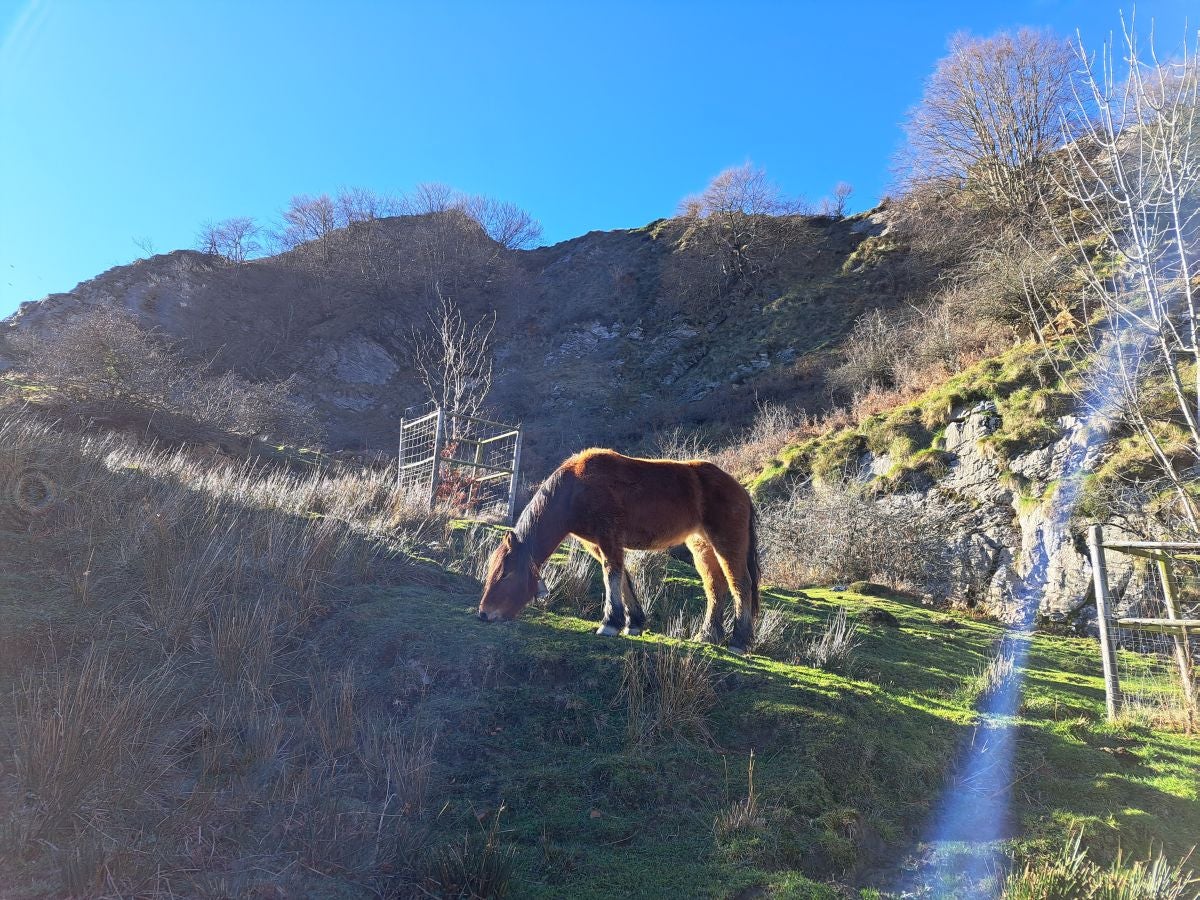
[870,402,1137,626]
[4,209,918,475]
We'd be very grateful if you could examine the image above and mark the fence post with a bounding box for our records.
[397,416,406,494]
[1088,524,1123,721]
[428,407,445,510]
[1155,554,1197,728]
[507,426,523,525]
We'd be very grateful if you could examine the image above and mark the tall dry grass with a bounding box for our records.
[618,645,717,748]
[0,410,449,897]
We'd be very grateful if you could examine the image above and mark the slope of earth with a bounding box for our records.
[0,209,916,475]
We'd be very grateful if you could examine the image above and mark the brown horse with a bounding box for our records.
[478,448,760,653]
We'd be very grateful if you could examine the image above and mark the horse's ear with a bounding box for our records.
[500,532,516,551]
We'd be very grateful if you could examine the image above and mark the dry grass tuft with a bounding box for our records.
[713,750,765,841]
[797,607,859,670]
[423,806,518,899]
[618,645,717,748]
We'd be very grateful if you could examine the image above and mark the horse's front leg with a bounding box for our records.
[621,571,646,637]
[596,548,627,637]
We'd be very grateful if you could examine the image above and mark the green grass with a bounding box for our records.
[3,487,1197,896]
[311,553,1198,897]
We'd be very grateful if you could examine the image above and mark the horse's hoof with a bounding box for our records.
[727,645,748,656]
[596,624,621,636]
[692,631,721,645]
[623,626,642,637]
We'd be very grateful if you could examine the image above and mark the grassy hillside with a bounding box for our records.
[1,414,1195,898]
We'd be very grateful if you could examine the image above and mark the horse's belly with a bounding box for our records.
[624,524,694,551]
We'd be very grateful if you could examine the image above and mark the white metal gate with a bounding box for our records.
[397,407,523,522]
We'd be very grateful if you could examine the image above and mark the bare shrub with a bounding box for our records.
[6,307,180,406]
[760,478,956,592]
[653,426,714,462]
[5,307,323,444]
[829,308,905,396]
[797,607,859,670]
[713,400,805,479]
[176,370,323,444]
[618,646,716,748]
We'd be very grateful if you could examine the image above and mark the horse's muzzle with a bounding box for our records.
[478,610,490,622]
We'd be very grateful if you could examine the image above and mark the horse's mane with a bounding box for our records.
[513,466,567,545]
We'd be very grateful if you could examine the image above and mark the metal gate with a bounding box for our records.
[397,407,523,522]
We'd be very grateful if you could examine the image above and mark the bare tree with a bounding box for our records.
[462,195,544,249]
[902,28,1079,217]
[336,186,400,225]
[404,182,462,215]
[674,163,812,300]
[410,292,496,422]
[1050,22,1200,530]
[197,217,262,265]
[818,182,854,217]
[274,194,339,259]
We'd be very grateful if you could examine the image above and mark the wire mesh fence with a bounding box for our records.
[397,410,441,503]
[1090,528,1199,732]
[397,408,522,521]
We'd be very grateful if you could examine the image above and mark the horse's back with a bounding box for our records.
[565,448,749,522]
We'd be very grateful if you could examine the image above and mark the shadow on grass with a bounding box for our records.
[328,570,1009,899]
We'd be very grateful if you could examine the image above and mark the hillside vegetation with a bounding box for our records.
[1,412,1197,898]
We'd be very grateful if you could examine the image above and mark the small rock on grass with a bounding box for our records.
[861,607,901,628]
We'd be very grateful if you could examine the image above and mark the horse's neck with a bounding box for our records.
[527,514,570,570]
[521,485,571,569]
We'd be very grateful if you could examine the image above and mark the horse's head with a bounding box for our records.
[478,533,539,622]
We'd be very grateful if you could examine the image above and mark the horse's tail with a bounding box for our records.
[747,503,761,618]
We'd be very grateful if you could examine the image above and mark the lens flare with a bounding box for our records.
[897,332,1141,896]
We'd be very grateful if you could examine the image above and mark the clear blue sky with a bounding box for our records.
[0,0,1190,318]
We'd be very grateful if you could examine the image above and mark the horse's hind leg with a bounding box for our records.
[686,535,728,645]
[710,541,754,654]
[621,570,646,636]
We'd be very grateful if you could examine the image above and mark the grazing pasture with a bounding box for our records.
[0,418,1196,897]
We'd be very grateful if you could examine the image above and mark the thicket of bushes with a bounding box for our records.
[2,307,323,447]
